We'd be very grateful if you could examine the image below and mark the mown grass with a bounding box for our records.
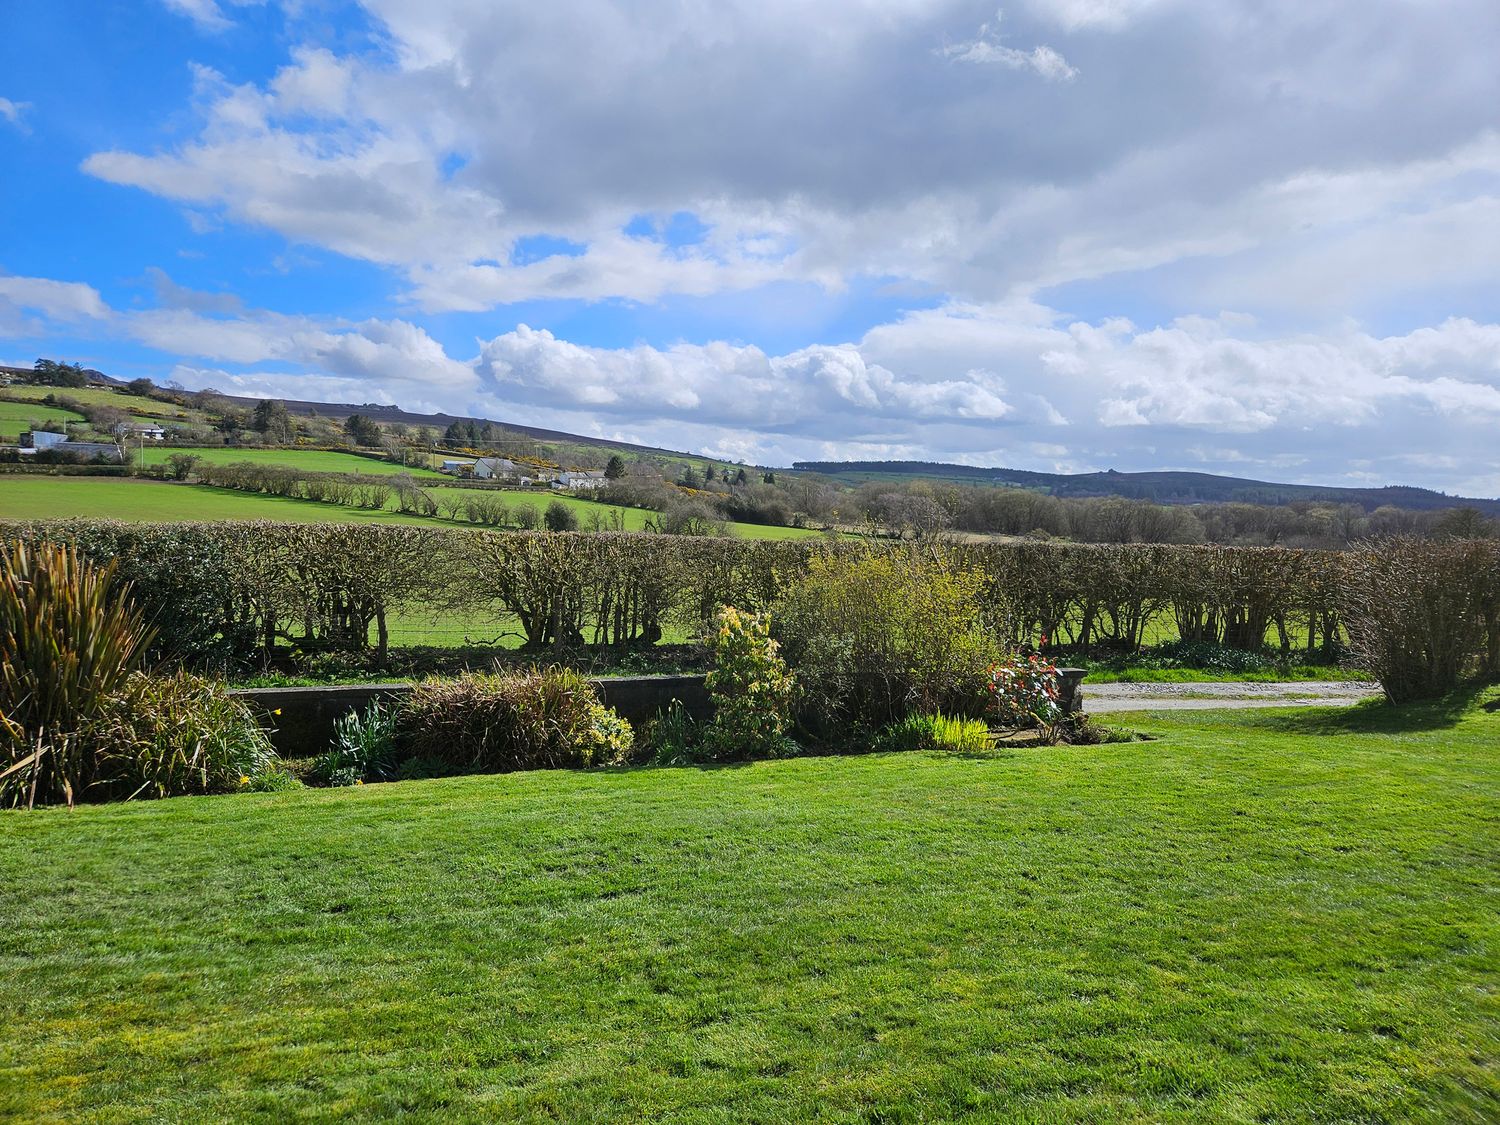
[2,694,1495,1122]
[0,477,820,540]
[1083,665,1372,684]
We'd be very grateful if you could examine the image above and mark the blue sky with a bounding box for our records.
[2,0,1498,493]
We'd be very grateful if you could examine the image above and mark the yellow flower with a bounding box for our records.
[239,775,250,786]
[355,779,364,786]
[272,708,283,715]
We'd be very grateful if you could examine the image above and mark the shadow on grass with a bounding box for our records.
[1243,684,1498,736]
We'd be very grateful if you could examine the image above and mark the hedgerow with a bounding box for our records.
[1,521,1494,698]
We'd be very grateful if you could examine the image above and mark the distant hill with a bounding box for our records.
[792,460,1500,514]
[214,393,697,459]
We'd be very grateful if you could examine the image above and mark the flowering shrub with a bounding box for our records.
[985,653,1062,728]
[703,606,797,760]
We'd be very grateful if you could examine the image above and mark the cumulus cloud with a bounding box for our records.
[29,0,1500,494]
[0,275,110,322]
[80,0,1500,330]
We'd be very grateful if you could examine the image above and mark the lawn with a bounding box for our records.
[1082,665,1372,684]
[0,476,821,540]
[2,694,1495,1122]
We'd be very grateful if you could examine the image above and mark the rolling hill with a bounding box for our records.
[791,461,1500,514]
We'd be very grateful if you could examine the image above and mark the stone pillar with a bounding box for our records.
[1055,667,1086,715]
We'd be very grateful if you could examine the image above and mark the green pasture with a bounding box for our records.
[2,693,1496,1122]
[139,445,448,477]
[0,478,440,526]
[0,398,85,440]
[0,385,198,419]
[0,476,820,540]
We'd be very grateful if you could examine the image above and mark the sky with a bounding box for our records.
[1,0,1498,493]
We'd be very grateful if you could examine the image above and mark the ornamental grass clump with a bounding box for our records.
[397,668,633,774]
[0,541,155,808]
[873,713,991,755]
[89,672,281,801]
[702,606,797,761]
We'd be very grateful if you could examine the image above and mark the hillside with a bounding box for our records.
[216,392,698,460]
[793,460,1500,514]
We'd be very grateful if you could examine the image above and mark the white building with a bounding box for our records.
[554,470,608,491]
[472,457,523,480]
[114,422,166,441]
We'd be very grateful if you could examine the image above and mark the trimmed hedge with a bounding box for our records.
[2,521,1495,696]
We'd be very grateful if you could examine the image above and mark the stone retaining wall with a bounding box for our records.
[235,675,712,758]
[237,669,1083,758]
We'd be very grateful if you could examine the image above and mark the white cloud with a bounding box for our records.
[0,98,30,131]
[938,11,1079,80]
[1023,0,1164,31]
[24,0,1500,495]
[158,0,261,32]
[0,275,110,321]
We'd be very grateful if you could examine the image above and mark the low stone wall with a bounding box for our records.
[235,675,712,758]
[237,669,1083,758]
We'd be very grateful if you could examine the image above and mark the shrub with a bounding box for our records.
[702,606,797,760]
[397,668,633,773]
[774,549,1002,730]
[315,701,400,786]
[984,653,1063,729]
[873,713,990,755]
[89,672,280,800]
[1342,538,1493,702]
[0,541,154,808]
[545,500,580,532]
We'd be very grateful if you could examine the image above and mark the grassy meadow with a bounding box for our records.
[137,445,448,477]
[0,476,820,539]
[0,398,86,441]
[1,693,1495,1122]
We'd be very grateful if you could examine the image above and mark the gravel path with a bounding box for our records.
[1082,680,1382,713]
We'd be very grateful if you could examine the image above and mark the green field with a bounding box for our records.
[139,445,448,477]
[2,695,1495,1122]
[1,385,198,419]
[0,477,440,525]
[0,476,820,540]
[0,399,84,440]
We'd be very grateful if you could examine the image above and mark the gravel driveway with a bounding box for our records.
[1082,680,1383,712]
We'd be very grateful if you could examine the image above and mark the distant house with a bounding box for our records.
[114,422,167,442]
[472,457,523,480]
[553,470,607,491]
[439,459,476,474]
[21,429,124,463]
